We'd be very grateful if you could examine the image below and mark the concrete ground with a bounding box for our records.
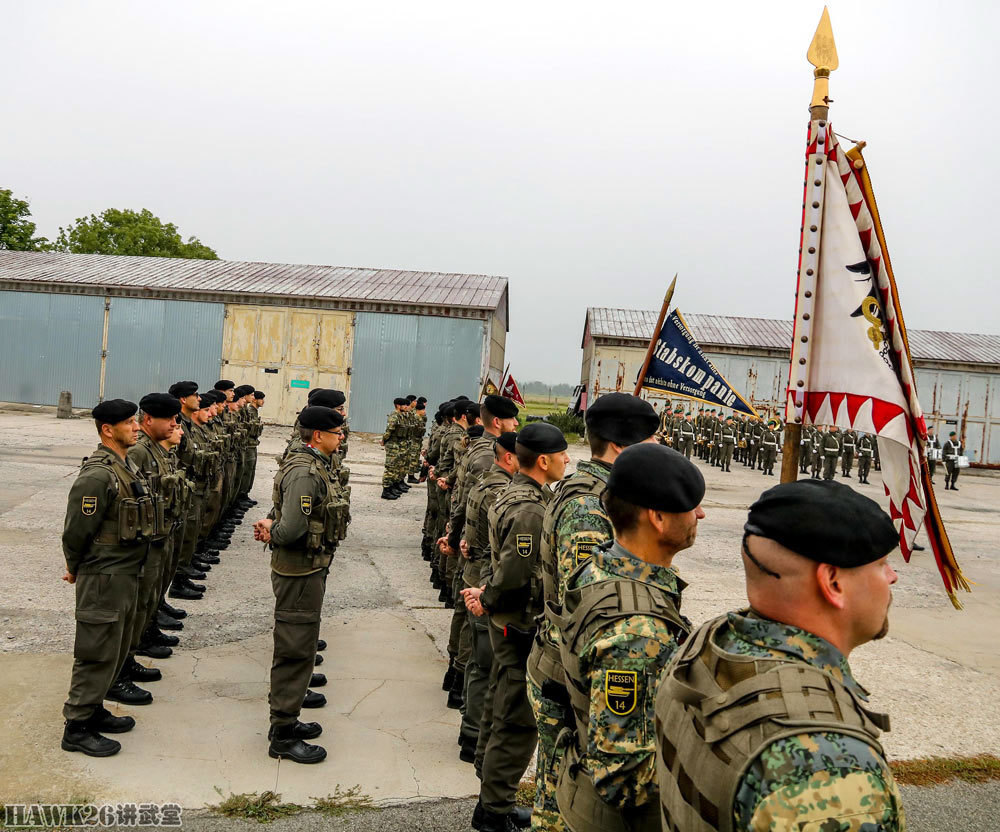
[0,406,998,828]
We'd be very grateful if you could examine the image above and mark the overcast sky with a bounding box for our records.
[5,1,995,383]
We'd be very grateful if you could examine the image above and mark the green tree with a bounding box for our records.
[54,208,219,259]
[0,188,49,250]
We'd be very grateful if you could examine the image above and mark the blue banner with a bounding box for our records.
[640,310,759,416]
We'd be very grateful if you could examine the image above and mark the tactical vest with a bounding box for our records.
[81,454,157,546]
[133,434,172,537]
[551,577,690,832]
[488,480,547,629]
[270,452,348,573]
[655,615,889,832]
[534,468,609,682]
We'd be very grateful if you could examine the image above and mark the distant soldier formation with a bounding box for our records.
[60,380,940,831]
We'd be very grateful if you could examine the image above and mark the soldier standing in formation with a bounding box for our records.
[759,418,780,476]
[381,397,410,499]
[821,425,841,481]
[678,412,695,459]
[528,394,659,832]
[840,428,857,478]
[799,424,814,473]
[943,431,963,490]
[655,479,905,831]
[253,405,348,764]
[718,416,736,472]
[857,431,875,484]
[926,427,941,482]
[555,444,705,832]
[463,423,569,832]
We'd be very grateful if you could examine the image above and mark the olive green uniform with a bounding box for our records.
[718,423,736,472]
[267,446,348,728]
[822,428,841,481]
[759,426,779,476]
[62,446,155,722]
[479,472,550,817]
[858,432,875,483]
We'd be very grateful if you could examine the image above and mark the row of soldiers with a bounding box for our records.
[409,392,904,832]
[797,424,878,483]
[655,405,783,475]
[60,381,266,757]
[380,394,428,498]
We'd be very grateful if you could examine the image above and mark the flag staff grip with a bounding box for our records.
[781,7,837,483]
[633,274,677,397]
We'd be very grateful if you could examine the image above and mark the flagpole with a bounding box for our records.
[632,274,677,397]
[780,7,837,483]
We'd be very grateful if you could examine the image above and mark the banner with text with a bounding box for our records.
[640,309,758,416]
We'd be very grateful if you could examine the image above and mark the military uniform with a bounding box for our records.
[553,542,689,832]
[810,428,823,479]
[857,432,875,483]
[62,441,155,730]
[718,421,736,472]
[678,418,695,459]
[381,406,407,493]
[821,427,841,481]
[759,423,779,476]
[943,435,963,490]
[799,425,814,473]
[422,415,446,560]
[840,429,857,477]
[925,432,941,481]
[656,611,904,832]
[479,470,551,820]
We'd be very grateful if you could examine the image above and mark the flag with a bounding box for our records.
[787,124,968,606]
[501,373,525,407]
[481,376,500,398]
[639,309,759,416]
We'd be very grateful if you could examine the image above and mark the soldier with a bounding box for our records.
[655,479,905,831]
[381,398,408,499]
[926,427,941,482]
[155,416,190,634]
[759,419,779,476]
[410,396,428,483]
[435,400,478,604]
[445,396,519,728]
[707,410,720,467]
[555,443,704,832]
[461,432,520,773]
[528,394,658,832]
[247,390,266,498]
[857,431,875,484]
[719,416,736,472]
[657,402,672,445]
[669,406,683,449]
[462,423,569,832]
[61,399,155,757]
[943,431,963,490]
[821,425,841,481]
[678,412,695,460]
[422,405,448,562]
[233,385,260,509]
[799,424,814,474]
[810,425,823,480]
[840,428,857,478]
[253,406,349,764]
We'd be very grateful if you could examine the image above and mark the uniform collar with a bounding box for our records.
[512,471,546,491]
[577,458,612,478]
[722,609,868,698]
[593,540,687,599]
[489,463,514,481]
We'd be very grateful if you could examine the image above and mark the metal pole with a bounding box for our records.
[632,274,677,397]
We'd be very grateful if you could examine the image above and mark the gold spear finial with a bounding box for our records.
[807,7,838,111]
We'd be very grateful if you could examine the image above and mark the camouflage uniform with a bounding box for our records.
[422,419,446,558]
[655,610,904,832]
[554,541,689,832]
[527,459,613,832]
[381,409,407,487]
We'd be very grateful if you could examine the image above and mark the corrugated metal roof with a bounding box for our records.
[0,250,508,312]
[585,307,1000,367]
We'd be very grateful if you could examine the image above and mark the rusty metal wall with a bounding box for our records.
[915,368,1000,465]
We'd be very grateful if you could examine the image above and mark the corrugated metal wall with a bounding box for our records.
[915,367,1000,465]
[350,313,486,433]
[0,290,105,408]
[104,298,225,404]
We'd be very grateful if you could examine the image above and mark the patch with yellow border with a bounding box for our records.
[515,534,533,557]
[574,539,599,566]
[605,670,637,716]
[81,497,98,516]
[300,496,312,515]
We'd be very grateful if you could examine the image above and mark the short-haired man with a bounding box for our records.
[555,444,705,831]
[655,479,904,831]
[61,399,155,757]
[943,431,962,490]
[463,423,569,832]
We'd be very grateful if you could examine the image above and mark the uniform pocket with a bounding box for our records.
[73,608,120,662]
[273,609,321,659]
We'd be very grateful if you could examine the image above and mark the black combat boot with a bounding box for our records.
[156,609,183,631]
[473,805,521,832]
[310,673,327,687]
[381,486,399,500]
[177,574,206,593]
[178,565,207,582]
[301,689,327,709]
[442,657,456,691]
[446,671,465,710]
[459,735,477,763]
[267,720,322,740]
[61,719,121,757]
[135,639,172,660]
[407,474,419,484]
[125,656,162,683]
[88,705,136,734]
[314,653,324,666]
[316,639,327,652]
[145,625,179,647]
[268,722,326,763]
[160,600,186,619]
[106,678,153,706]
[398,480,411,492]
[168,577,203,600]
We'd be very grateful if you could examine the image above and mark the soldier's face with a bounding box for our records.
[658,504,705,552]
[497,416,518,433]
[144,414,176,442]
[180,393,199,411]
[541,451,570,483]
[846,555,897,644]
[167,422,183,446]
[223,389,234,402]
[110,417,139,448]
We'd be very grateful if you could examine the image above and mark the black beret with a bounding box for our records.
[417,397,427,406]
[197,394,215,410]
[393,397,408,407]
[607,443,705,513]
[204,390,226,404]
[441,401,458,419]
[168,381,198,398]
[139,393,182,419]
[92,398,138,425]
[406,394,417,402]
[517,422,568,454]
[483,394,519,419]
[496,431,518,453]
[298,406,345,432]
[745,480,898,567]
[254,390,265,400]
[234,384,255,397]
[467,424,485,439]
[453,395,469,401]
[309,389,347,408]
[586,393,658,445]
[461,401,481,420]
[214,379,235,391]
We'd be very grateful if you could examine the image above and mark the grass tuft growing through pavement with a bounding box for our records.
[208,789,304,823]
[891,755,1000,786]
[515,780,536,807]
[312,785,374,816]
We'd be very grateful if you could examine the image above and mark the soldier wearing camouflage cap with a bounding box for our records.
[655,479,904,832]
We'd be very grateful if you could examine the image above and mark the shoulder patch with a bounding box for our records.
[605,669,637,716]
[81,496,98,516]
[300,495,312,515]
[515,533,533,557]
[573,539,599,565]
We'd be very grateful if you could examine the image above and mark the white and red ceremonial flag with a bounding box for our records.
[501,372,526,407]
[787,124,968,606]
